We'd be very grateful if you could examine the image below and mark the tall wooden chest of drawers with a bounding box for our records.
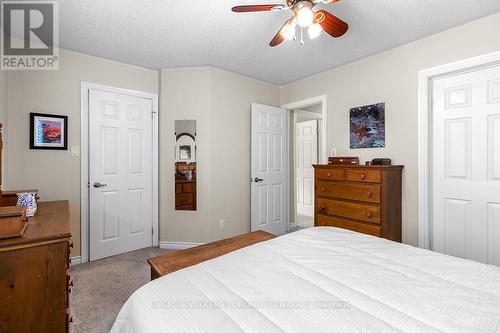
[0,201,72,333]
[313,165,404,242]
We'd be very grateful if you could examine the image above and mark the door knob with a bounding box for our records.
[254,177,264,183]
[93,182,107,188]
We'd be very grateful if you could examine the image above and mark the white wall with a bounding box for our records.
[160,67,280,244]
[280,11,500,246]
[6,49,159,256]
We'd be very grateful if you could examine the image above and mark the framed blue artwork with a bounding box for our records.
[350,103,385,149]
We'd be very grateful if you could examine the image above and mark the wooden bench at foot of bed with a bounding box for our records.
[147,230,275,280]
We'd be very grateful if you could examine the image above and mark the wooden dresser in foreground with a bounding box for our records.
[0,201,72,333]
[313,165,403,242]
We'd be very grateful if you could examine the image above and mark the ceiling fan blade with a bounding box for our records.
[322,0,341,4]
[270,25,286,47]
[315,10,348,38]
[269,18,293,47]
[232,4,285,12]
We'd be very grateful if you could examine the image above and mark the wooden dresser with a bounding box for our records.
[313,165,403,242]
[0,201,73,333]
[175,177,197,210]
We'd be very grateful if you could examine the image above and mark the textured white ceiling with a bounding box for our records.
[59,0,500,85]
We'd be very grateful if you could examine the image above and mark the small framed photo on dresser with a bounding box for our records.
[30,113,68,150]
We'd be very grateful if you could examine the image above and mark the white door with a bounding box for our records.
[432,65,500,265]
[296,120,318,217]
[251,103,288,235]
[89,89,153,261]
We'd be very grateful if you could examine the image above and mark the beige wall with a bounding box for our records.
[280,11,500,246]
[160,67,280,244]
[209,68,280,240]
[0,70,7,126]
[0,69,7,184]
[6,49,159,256]
[160,68,212,243]
[3,10,500,255]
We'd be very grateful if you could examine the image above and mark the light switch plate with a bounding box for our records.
[70,146,80,157]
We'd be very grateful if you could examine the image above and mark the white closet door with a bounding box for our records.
[250,103,288,235]
[432,65,500,265]
[296,120,318,217]
[89,89,153,261]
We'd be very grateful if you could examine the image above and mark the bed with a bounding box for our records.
[111,227,500,332]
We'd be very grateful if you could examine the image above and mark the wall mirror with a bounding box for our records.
[175,120,197,211]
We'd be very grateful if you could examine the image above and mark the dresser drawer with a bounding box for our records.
[176,204,195,210]
[175,193,193,206]
[316,182,381,203]
[182,183,196,193]
[175,184,182,194]
[346,169,381,183]
[316,215,381,237]
[316,168,345,181]
[317,198,381,224]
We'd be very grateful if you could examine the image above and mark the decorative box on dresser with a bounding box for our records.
[313,165,404,242]
[0,200,73,333]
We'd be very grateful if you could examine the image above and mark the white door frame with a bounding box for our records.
[282,95,327,231]
[282,95,328,164]
[80,82,159,263]
[418,51,500,250]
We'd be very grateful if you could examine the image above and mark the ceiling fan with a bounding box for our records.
[231,0,348,46]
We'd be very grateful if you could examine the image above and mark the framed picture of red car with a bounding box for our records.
[30,113,68,150]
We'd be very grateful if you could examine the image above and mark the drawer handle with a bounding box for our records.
[367,192,373,198]
[366,211,373,218]
[360,174,366,180]
[69,242,74,249]
[68,316,73,324]
[319,205,327,213]
[321,187,327,192]
[327,172,332,177]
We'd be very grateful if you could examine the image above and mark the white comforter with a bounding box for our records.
[111,227,500,333]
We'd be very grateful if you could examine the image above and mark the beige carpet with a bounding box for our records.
[69,247,171,333]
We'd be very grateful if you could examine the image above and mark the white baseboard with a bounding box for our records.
[159,241,204,250]
[70,256,82,266]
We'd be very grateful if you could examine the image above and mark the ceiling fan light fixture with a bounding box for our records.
[308,22,322,39]
[295,1,314,27]
[281,19,297,40]
[270,4,285,11]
